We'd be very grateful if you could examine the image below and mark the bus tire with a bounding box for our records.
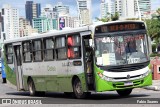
[73,78,86,99]
[116,89,132,96]
[28,79,36,96]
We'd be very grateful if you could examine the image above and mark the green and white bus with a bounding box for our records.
[4,20,152,98]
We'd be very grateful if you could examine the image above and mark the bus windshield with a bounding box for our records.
[95,33,149,66]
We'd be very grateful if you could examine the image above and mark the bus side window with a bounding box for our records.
[67,36,74,58]
[67,34,81,59]
[55,36,67,60]
[68,48,74,58]
[68,37,73,46]
[43,38,54,60]
[5,44,13,64]
[23,41,32,62]
[33,40,43,61]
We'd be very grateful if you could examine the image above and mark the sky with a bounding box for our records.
[0,0,160,19]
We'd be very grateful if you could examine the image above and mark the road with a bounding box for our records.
[0,77,160,107]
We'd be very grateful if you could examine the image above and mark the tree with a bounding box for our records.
[95,12,119,22]
[157,8,160,15]
[126,8,160,47]
[156,8,160,19]
[146,19,160,45]
[95,17,110,22]
[111,12,119,21]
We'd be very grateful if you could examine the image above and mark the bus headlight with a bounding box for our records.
[142,70,150,78]
[103,76,114,81]
[97,72,114,81]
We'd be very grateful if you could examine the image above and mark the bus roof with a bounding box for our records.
[4,26,89,44]
[4,20,145,44]
[89,20,144,28]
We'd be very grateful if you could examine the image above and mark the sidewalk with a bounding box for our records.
[143,80,160,91]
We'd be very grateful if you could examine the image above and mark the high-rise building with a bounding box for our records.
[73,17,80,28]
[100,0,106,18]
[53,2,69,16]
[1,4,20,40]
[25,1,41,25]
[121,0,135,18]
[58,15,75,30]
[134,0,151,18]
[115,0,122,16]
[58,14,80,30]
[41,4,58,19]
[115,0,151,19]
[19,17,38,37]
[52,19,58,30]
[77,0,92,26]
[100,0,115,18]
[33,17,55,33]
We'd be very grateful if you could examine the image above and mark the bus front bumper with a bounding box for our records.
[95,72,152,92]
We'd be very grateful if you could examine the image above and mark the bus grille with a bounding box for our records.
[113,75,141,80]
[99,61,149,72]
[107,65,145,72]
[113,80,143,88]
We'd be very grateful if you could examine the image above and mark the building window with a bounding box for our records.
[43,38,54,60]
[67,34,81,59]
[55,36,67,59]
[158,66,160,73]
[22,41,32,62]
[5,44,13,64]
[33,40,42,61]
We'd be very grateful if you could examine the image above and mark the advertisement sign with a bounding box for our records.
[59,17,65,30]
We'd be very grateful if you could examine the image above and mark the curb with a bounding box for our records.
[143,86,160,91]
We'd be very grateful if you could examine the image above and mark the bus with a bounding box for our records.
[3,20,152,98]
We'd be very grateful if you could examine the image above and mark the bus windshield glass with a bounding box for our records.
[95,33,149,66]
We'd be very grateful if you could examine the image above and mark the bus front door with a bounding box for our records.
[82,36,95,90]
[13,45,24,90]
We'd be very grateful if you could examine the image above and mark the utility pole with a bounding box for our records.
[136,0,141,20]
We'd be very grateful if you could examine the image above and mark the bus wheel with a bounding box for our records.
[28,79,36,96]
[116,89,132,96]
[73,78,86,99]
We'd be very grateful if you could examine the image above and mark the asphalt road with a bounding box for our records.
[0,76,160,107]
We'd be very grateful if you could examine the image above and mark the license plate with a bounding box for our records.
[124,81,133,86]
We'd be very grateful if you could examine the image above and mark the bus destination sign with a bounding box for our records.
[95,22,145,33]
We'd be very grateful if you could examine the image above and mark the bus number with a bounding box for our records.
[127,58,140,64]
